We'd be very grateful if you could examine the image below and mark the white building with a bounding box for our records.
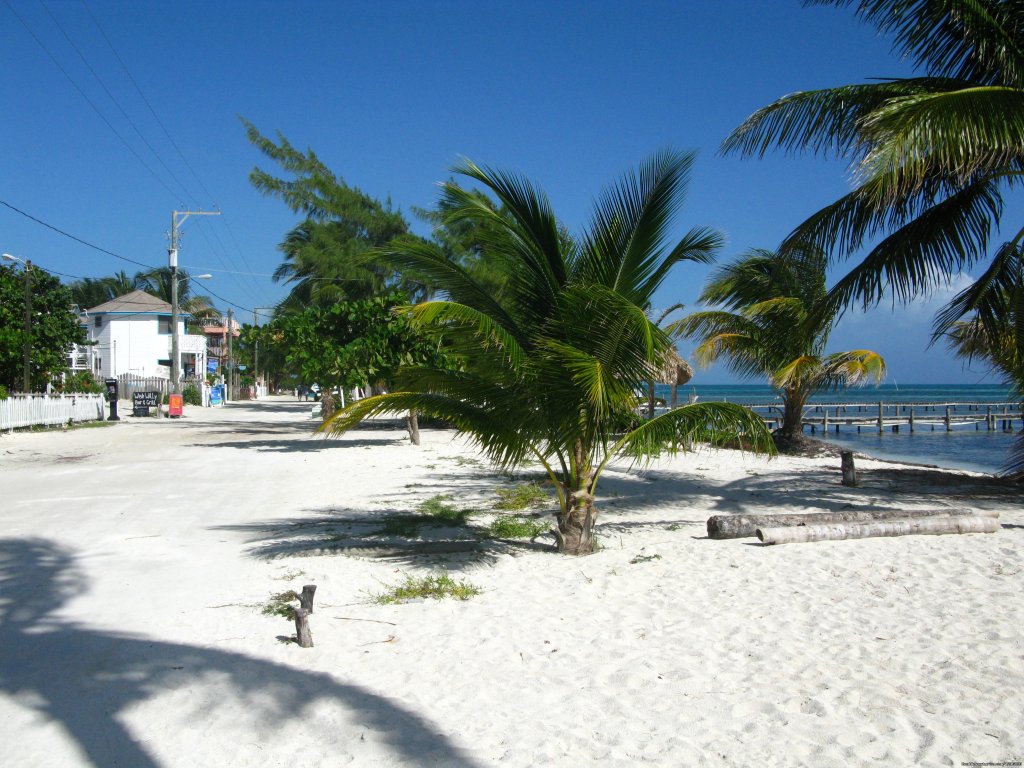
[80,290,207,381]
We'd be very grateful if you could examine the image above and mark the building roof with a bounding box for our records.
[87,290,174,315]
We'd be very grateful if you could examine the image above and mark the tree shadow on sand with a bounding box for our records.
[0,538,480,767]
[212,504,556,567]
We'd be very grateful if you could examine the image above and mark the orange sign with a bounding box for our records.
[168,393,184,417]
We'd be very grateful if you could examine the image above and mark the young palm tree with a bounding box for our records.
[672,246,886,445]
[322,151,774,554]
[721,0,1024,361]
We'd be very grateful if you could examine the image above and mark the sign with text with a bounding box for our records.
[133,392,160,408]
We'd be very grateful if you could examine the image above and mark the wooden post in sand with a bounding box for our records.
[294,607,313,648]
[300,584,317,614]
[756,516,999,545]
[840,450,857,487]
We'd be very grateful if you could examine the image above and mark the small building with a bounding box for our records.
[80,290,207,381]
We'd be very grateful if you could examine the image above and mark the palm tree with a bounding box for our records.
[721,0,1024,370]
[944,245,1024,475]
[672,246,886,446]
[322,151,775,555]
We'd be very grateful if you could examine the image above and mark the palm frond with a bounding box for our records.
[578,150,717,304]
[807,0,1024,87]
[612,402,776,461]
[858,86,1024,190]
[721,78,965,159]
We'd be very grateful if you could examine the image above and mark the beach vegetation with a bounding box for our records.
[417,494,471,524]
[673,245,886,446]
[373,571,481,604]
[721,0,1024,472]
[486,514,550,539]
[494,483,549,511]
[322,150,775,554]
[261,590,300,619]
[629,553,662,564]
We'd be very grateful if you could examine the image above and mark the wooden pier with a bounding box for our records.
[736,401,1024,435]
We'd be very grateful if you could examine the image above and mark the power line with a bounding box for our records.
[80,0,218,204]
[39,0,195,204]
[3,0,182,201]
[0,198,156,270]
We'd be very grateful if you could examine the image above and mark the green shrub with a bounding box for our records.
[0,384,7,400]
[182,383,202,406]
[52,371,103,394]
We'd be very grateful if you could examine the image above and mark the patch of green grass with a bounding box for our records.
[494,483,549,511]
[487,514,550,539]
[417,494,470,524]
[261,590,299,619]
[629,553,662,565]
[67,420,117,430]
[373,571,481,604]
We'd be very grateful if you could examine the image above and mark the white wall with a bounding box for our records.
[87,314,199,379]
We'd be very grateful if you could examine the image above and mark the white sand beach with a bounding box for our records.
[1,396,1021,767]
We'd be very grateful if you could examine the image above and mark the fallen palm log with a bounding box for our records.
[756,515,1000,545]
[707,508,999,539]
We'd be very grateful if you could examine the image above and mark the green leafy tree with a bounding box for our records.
[277,292,445,430]
[243,119,430,308]
[721,0,1024,450]
[323,151,775,555]
[0,264,87,392]
[672,246,886,446]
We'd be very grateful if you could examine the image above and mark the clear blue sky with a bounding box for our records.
[0,0,1004,384]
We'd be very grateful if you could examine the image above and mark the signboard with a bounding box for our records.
[237,364,247,371]
[210,386,223,406]
[168,393,184,417]
[133,392,160,408]
[207,359,219,373]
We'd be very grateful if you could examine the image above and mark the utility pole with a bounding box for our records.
[226,307,234,402]
[21,260,31,393]
[252,308,259,395]
[169,209,220,393]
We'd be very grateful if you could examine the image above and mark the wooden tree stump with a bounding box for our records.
[840,450,857,487]
[294,607,314,648]
[300,584,316,614]
[756,515,999,545]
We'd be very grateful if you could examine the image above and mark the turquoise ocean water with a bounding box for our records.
[653,383,1020,475]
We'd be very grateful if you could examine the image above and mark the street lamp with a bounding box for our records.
[168,262,211,393]
[2,253,32,393]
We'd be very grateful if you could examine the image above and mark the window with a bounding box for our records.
[94,315,103,327]
[158,315,172,334]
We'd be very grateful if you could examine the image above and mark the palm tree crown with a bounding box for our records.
[722,0,1024,337]
[322,150,774,554]
[672,246,886,444]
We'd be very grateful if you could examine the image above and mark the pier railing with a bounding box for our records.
[732,401,1024,434]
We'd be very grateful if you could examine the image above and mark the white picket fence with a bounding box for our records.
[0,393,106,430]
